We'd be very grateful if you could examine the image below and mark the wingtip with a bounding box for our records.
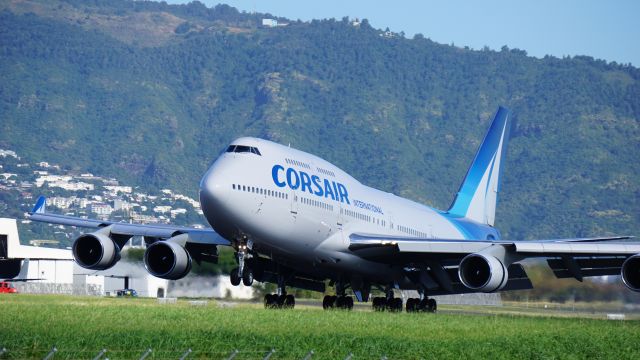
[30,195,46,214]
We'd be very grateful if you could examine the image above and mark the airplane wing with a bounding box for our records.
[27,196,230,247]
[348,233,639,293]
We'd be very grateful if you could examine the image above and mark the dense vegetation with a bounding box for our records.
[0,0,639,240]
[1,295,639,359]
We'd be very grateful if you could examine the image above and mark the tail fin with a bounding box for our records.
[31,195,46,214]
[448,107,512,226]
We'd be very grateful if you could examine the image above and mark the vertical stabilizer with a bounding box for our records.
[448,107,512,226]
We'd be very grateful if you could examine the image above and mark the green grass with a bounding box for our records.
[1,295,639,359]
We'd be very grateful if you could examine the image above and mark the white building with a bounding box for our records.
[262,18,278,27]
[0,149,19,158]
[74,197,90,208]
[50,181,94,191]
[90,203,113,215]
[113,199,133,212]
[104,185,133,195]
[0,173,17,180]
[153,205,172,214]
[170,208,187,218]
[35,175,72,187]
[50,197,75,209]
[174,194,201,208]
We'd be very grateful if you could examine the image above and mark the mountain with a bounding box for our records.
[1,0,639,239]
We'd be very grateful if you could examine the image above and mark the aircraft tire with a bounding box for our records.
[372,297,385,311]
[284,294,295,309]
[344,296,354,310]
[322,295,335,309]
[427,298,437,313]
[230,268,241,286]
[406,298,418,312]
[242,267,254,286]
[387,298,402,312]
[264,294,275,308]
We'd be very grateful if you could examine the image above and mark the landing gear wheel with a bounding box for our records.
[323,295,336,309]
[230,268,241,286]
[372,296,385,311]
[392,298,403,312]
[427,298,437,313]
[264,294,276,308]
[284,294,295,309]
[406,298,418,312]
[344,296,354,310]
[386,297,402,312]
[242,267,254,286]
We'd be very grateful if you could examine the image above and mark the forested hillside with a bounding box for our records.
[1,0,639,239]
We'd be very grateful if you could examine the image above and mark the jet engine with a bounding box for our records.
[144,239,192,280]
[458,252,508,292]
[621,254,640,292]
[72,230,121,270]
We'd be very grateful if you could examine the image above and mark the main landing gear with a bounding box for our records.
[322,281,354,310]
[322,295,354,310]
[264,293,295,309]
[371,288,437,313]
[264,274,295,309]
[371,288,402,312]
[405,298,437,313]
[406,289,437,313]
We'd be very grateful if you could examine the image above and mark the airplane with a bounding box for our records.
[28,106,640,312]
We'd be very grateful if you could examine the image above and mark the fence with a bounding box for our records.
[12,283,103,296]
[0,347,373,360]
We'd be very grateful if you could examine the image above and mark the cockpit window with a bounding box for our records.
[226,145,262,156]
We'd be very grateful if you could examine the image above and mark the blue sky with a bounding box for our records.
[170,1,639,66]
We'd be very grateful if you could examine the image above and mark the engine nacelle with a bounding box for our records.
[458,253,508,292]
[144,240,192,280]
[621,254,640,292]
[72,231,120,270]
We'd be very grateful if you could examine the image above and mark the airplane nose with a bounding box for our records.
[199,167,224,201]
[199,166,236,238]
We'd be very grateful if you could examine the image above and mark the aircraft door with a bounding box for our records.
[289,188,298,219]
[338,203,348,246]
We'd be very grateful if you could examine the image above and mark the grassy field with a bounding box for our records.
[1,295,639,359]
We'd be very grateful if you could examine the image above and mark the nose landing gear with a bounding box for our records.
[230,243,254,286]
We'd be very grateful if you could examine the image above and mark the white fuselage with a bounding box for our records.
[199,137,498,282]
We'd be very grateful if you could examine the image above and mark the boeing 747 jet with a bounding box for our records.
[29,107,640,311]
